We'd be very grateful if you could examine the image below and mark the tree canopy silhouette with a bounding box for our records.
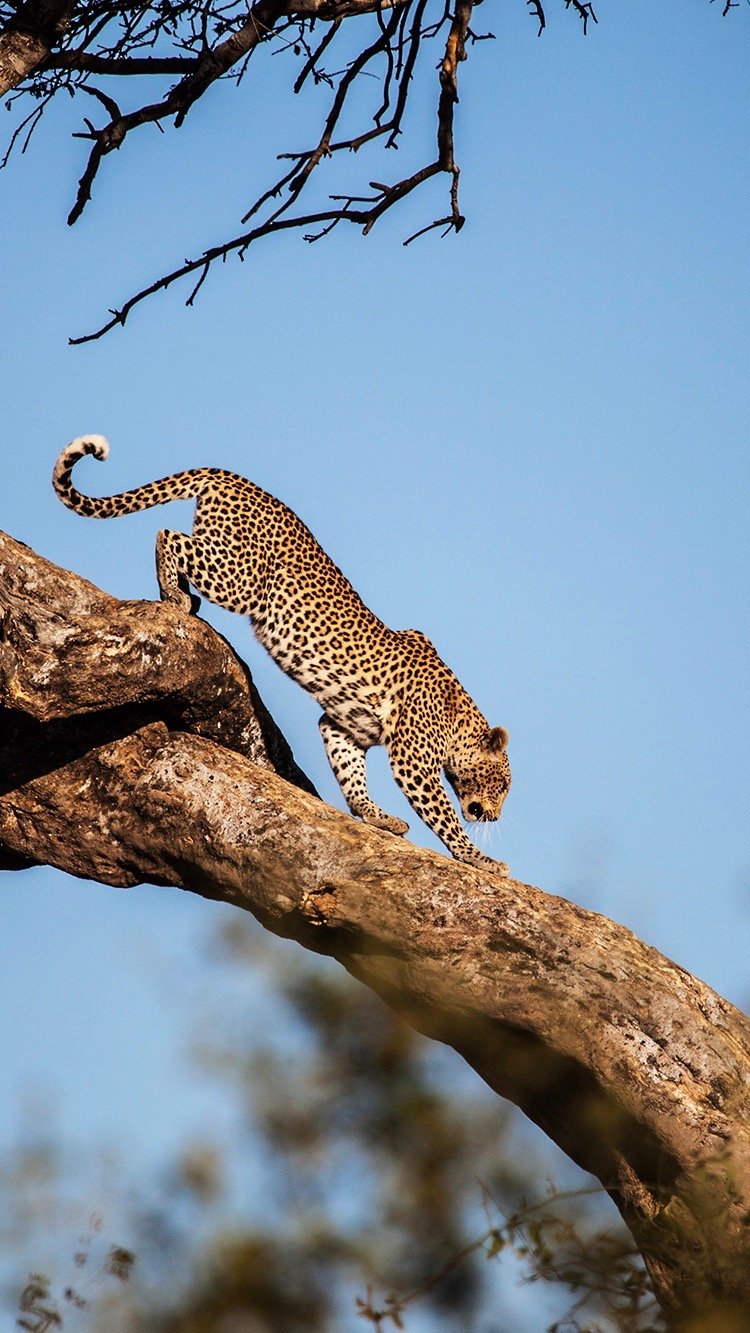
[0,0,740,339]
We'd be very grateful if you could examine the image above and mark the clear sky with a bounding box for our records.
[0,0,748,1323]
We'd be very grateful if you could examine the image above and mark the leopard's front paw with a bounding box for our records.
[361,809,409,836]
[456,847,510,875]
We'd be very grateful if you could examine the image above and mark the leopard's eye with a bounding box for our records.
[468,801,483,819]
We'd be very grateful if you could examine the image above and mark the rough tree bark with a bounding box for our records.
[1,529,749,1326]
[0,0,76,96]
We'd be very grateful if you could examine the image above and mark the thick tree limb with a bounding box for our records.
[0,0,74,95]
[1,530,749,1322]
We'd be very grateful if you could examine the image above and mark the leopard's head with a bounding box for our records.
[445,725,511,824]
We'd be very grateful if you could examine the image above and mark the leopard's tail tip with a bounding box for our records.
[68,433,110,462]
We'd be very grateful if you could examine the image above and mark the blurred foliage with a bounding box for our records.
[5,915,663,1331]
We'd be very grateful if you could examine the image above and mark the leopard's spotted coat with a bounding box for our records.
[54,436,511,868]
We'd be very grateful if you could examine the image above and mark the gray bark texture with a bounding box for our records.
[1,529,749,1327]
[0,0,75,95]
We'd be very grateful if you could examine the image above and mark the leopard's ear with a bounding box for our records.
[485,726,509,754]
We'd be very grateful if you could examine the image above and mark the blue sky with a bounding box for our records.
[1,0,748,1322]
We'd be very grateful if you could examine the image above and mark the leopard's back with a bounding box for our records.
[54,434,395,701]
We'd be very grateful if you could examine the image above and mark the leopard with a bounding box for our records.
[53,435,512,869]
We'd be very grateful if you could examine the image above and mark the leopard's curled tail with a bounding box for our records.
[53,435,212,519]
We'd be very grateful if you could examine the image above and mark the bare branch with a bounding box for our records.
[403,211,462,245]
[43,51,198,73]
[385,0,430,147]
[292,15,340,92]
[282,6,403,210]
[0,90,50,165]
[68,207,371,342]
[527,0,545,36]
[65,0,288,224]
[565,0,597,35]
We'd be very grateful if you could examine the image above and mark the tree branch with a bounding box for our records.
[65,0,290,224]
[1,529,749,1321]
[43,51,198,74]
[0,0,75,96]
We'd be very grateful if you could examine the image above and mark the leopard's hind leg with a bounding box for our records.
[155,530,201,613]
